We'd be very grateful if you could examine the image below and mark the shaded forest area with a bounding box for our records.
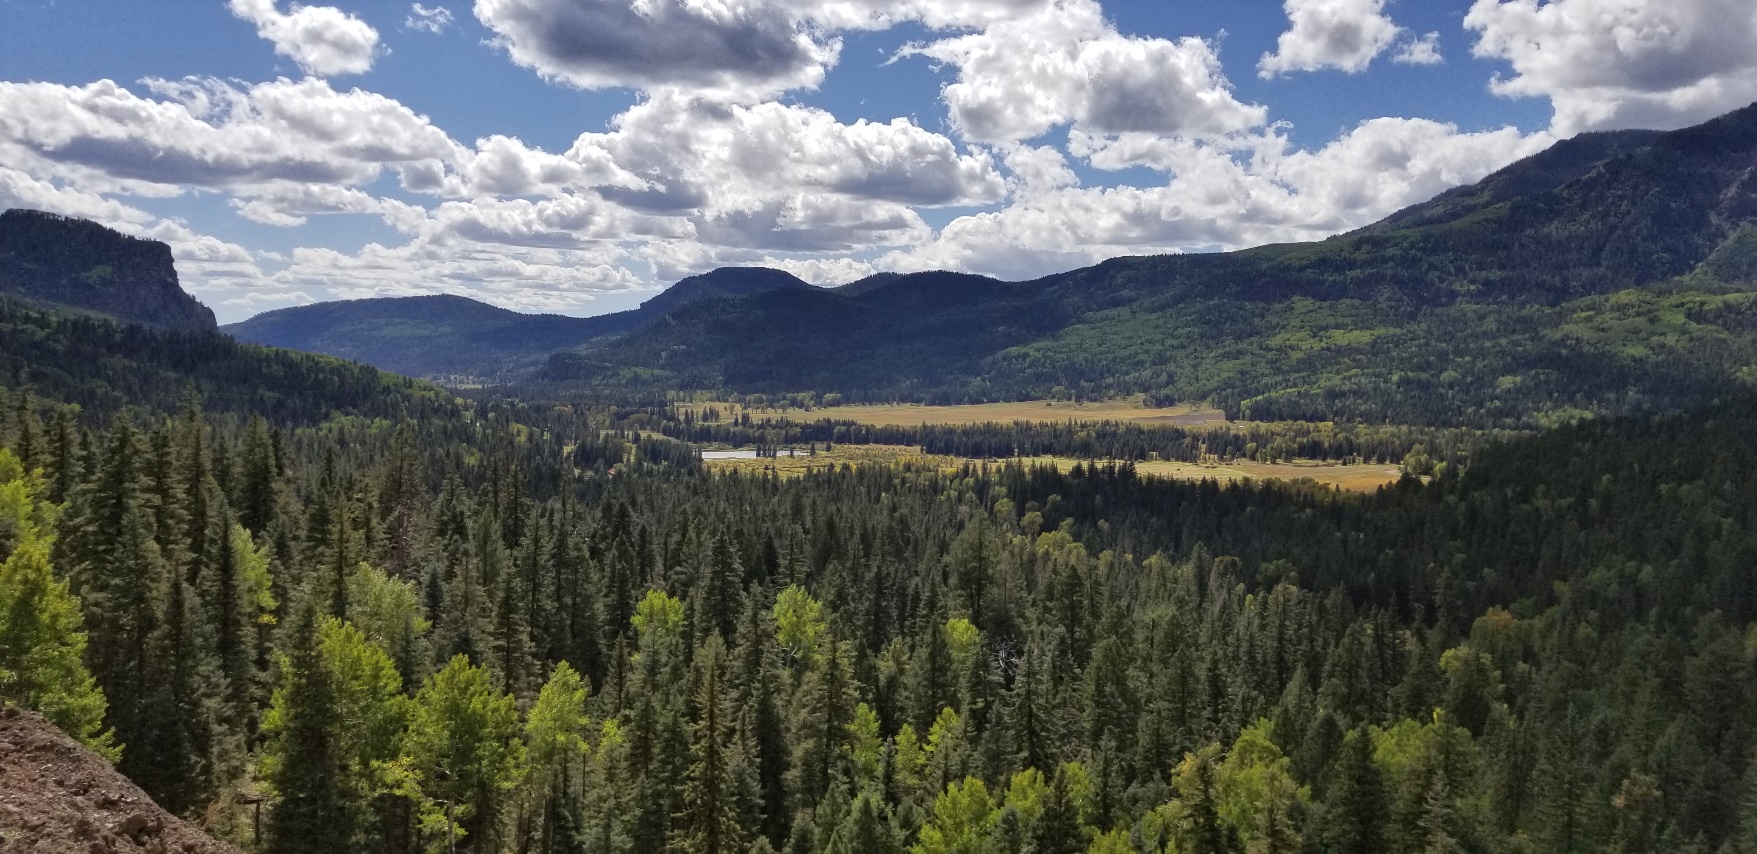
[1,374,1754,853]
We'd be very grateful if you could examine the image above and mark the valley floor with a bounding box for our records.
[699,442,1403,491]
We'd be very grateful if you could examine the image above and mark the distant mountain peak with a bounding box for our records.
[639,267,811,314]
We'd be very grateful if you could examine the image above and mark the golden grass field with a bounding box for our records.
[690,398,1232,427]
[1027,457,1404,493]
[699,443,1403,492]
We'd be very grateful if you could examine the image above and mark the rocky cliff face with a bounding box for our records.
[0,210,216,331]
[0,706,239,852]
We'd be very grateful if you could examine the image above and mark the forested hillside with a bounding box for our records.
[211,105,1757,428]
[224,268,813,381]
[0,295,453,423]
[2,358,1754,851]
[0,209,216,330]
[545,105,1757,427]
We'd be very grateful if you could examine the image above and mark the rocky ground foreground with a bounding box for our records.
[0,707,237,853]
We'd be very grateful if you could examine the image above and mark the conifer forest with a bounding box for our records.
[3,371,1756,853]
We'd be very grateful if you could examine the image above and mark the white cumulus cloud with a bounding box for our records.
[1466,0,1757,134]
[1259,0,1403,77]
[887,118,1550,281]
[230,0,381,77]
[902,0,1266,144]
[0,77,462,190]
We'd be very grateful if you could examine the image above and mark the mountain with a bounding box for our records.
[224,266,810,379]
[0,209,216,330]
[222,294,628,380]
[635,265,811,314]
[547,103,1757,427]
[0,294,452,423]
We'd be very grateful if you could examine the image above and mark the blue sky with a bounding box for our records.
[1,0,1753,322]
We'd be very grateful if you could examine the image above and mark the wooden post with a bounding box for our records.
[234,792,267,850]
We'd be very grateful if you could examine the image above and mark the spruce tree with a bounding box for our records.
[56,416,165,779]
[237,415,278,536]
[42,408,80,505]
[676,632,748,854]
[825,792,901,854]
[136,563,221,815]
[1028,767,1089,854]
[1172,747,1233,854]
[733,592,790,846]
[1317,729,1389,853]
[263,606,352,853]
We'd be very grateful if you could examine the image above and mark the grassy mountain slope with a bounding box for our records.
[550,103,1757,426]
[224,267,810,379]
[0,209,216,330]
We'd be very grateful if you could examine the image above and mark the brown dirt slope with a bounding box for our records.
[0,706,238,854]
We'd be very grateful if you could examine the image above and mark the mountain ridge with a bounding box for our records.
[224,266,811,379]
[0,209,216,331]
[546,102,1757,426]
[50,101,1757,427]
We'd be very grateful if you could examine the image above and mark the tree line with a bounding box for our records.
[653,409,1518,468]
[0,386,1753,852]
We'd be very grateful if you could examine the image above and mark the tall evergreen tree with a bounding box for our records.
[55,416,166,782]
[1317,729,1389,854]
[263,606,352,853]
[676,632,749,854]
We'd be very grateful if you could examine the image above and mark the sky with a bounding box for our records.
[2,1,1755,323]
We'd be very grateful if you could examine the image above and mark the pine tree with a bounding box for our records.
[825,792,901,854]
[1027,766,1088,854]
[263,606,352,853]
[1317,729,1389,853]
[676,632,749,854]
[55,416,165,781]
